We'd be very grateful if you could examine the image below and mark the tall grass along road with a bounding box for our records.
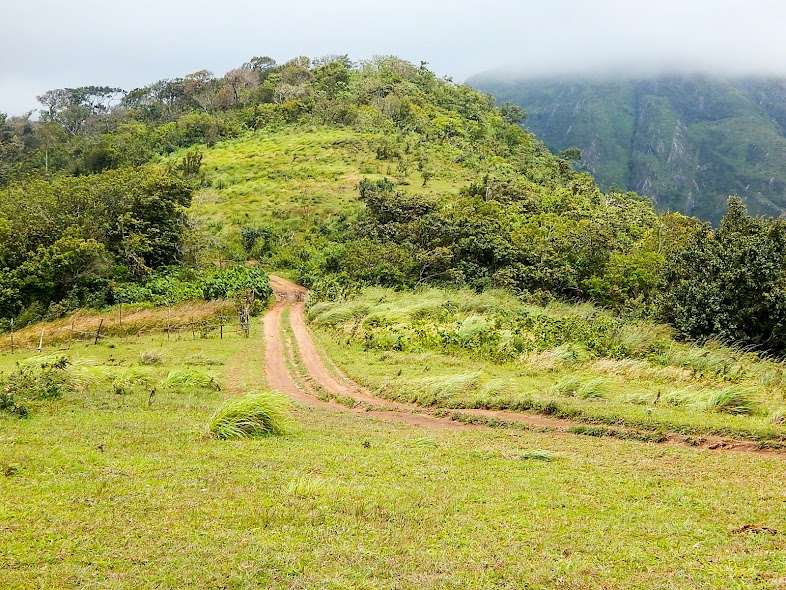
[262,276,786,454]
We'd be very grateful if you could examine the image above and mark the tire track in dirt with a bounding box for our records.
[264,275,786,454]
[265,276,464,428]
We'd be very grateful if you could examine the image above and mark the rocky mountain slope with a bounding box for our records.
[468,74,786,222]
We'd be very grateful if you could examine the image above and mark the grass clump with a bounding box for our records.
[768,408,786,425]
[161,369,220,392]
[139,349,165,366]
[405,372,482,405]
[548,375,609,399]
[702,386,758,416]
[209,391,291,439]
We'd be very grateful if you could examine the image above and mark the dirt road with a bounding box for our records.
[264,275,462,428]
[262,275,784,453]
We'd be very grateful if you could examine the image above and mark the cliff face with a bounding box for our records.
[468,74,786,223]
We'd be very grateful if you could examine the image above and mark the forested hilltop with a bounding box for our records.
[468,73,786,223]
[2,56,786,354]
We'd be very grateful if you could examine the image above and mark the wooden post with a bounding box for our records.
[219,316,223,340]
[239,289,254,338]
[38,327,44,351]
[191,317,195,341]
[9,318,14,353]
[94,319,104,345]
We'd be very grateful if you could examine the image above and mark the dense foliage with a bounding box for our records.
[659,197,786,351]
[3,54,786,354]
[295,175,661,303]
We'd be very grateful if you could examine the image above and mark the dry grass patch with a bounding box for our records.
[0,301,235,350]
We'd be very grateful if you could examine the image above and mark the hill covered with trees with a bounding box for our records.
[2,56,786,354]
[468,73,786,223]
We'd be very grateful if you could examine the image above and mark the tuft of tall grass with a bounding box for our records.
[548,376,609,399]
[614,322,670,356]
[161,369,220,391]
[702,386,758,416]
[456,315,491,345]
[139,349,165,366]
[407,372,482,405]
[661,387,701,407]
[753,365,786,389]
[208,391,291,439]
[518,350,564,374]
[591,358,651,380]
[768,408,786,425]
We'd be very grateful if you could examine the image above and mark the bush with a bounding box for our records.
[209,391,291,439]
[3,357,71,401]
[0,391,28,418]
[0,356,72,417]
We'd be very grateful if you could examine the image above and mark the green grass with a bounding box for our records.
[311,286,786,441]
[5,317,786,588]
[209,391,290,439]
[2,328,786,588]
[161,368,220,392]
[182,125,480,258]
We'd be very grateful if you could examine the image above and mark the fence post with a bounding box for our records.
[219,316,223,340]
[239,289,254,338]
[94,319,104,345]
[9,318,14,353]
[38,327,44,352]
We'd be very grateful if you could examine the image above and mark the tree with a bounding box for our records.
[183,71,217,112]
[219,68,258,108]
[498,101,526,125]
[560,147,582,162]
[0,113,22,183]
[659,196,786,352]
[37,86,124,135]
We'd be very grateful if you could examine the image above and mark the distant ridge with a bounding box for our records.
[468,72,786,223]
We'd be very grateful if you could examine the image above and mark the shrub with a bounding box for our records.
[2,357,72,401]
[0,391,28,418]
[209,391,290,439]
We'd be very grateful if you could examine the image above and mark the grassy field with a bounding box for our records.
[309,287,786,442]
[2,318,786,589]
[182,125,480,250]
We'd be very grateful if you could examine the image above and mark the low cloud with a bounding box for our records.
[2,0,784,115]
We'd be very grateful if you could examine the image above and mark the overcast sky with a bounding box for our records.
[3,0,786,116]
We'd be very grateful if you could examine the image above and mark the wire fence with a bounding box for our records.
[3,313,251,354]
